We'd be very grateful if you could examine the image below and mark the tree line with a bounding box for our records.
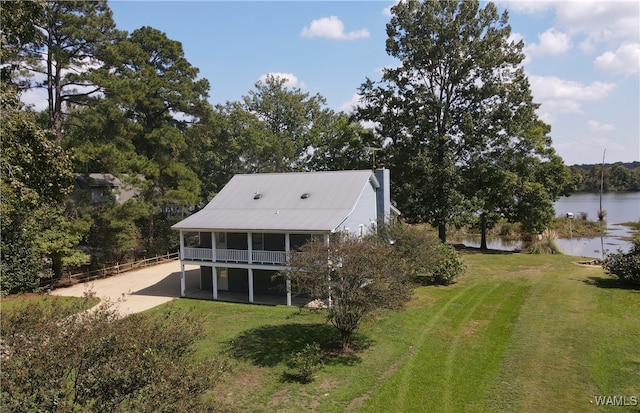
[2,0,572,294]
[568,162,640,192]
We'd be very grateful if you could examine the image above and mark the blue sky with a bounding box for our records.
[105,1,639,165]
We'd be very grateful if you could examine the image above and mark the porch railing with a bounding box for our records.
[183,247,212,261]
[216,249,249,262]
[182,247,287,265]
[252,250,287,264]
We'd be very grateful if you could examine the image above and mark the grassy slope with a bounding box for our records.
[156,251,639,412]
[1,294,99,312]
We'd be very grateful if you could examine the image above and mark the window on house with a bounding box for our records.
[252,233,264,250]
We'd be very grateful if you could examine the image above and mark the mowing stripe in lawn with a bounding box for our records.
[360,280,530,412]
[441,281,503,411]
[396,283,491,409]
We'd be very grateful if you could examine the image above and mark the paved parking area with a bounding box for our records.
[51,261,198,315]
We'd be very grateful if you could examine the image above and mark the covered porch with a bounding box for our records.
[179,264,313,307]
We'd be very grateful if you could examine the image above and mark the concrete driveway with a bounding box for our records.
[51,261,199,315]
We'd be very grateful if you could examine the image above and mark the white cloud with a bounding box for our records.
[529,75,617,119]
[258,72,305,89]
[382,0,402,16]
[594,43,640,75]
[588,120,615,132]
[525,28,572,56]
[500,1,554,14]
[301,16,369,40]
[20,88,49,111]
[339,94,364,112]
[555,2,639,47]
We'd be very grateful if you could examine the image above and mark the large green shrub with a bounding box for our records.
[1,297,228,412]
[382,223,465,285]
[603,237,640,286]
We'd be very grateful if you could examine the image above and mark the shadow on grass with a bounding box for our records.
[583,276,640,291]
[228,323,368,368]
[457,246,517,255]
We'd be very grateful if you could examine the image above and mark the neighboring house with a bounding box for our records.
[171,168,399,306]
[74,173,141,205]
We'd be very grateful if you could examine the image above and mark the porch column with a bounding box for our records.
[285,233,291,306]
[325,233,332,308]
[285,233,291,263]
[211,231,217,262]
[179,231,185,260]
[180,262,186,297]
[248,268,254,303]
[212,266,218,300]
[247,232,253,264]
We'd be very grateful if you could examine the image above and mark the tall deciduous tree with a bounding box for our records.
[241,75,331,172]
[357,0,568,243]
[306,112,383,171]
[186,76,353,202]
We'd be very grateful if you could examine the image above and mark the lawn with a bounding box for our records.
[147,250,639,412]
[6,251,636,412]
[1,293,99,313]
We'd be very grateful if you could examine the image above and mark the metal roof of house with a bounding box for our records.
[171,170,379,232]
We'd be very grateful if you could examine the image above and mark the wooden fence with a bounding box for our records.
[51,252,179,288]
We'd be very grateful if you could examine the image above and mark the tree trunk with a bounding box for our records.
[438,223,447,243]
[340,329,353,352]
[480,214,488,250]
[51,254,63,279]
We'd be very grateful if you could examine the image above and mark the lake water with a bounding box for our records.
[459,192,640,258]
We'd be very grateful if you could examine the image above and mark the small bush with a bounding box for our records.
[521,229,561,255]
[287,342,323,383]
[498,222,517,237]
[523,239,561,255]
[428,243,466,285]
[603,237,640,286]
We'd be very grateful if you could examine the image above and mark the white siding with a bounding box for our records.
[339,180,378,237]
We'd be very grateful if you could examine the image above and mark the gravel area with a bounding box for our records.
[51,261,198,315]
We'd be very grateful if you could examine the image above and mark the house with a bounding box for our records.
[74,173,141,205]
[171,168,398,306]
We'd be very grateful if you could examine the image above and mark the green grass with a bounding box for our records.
[146,251,639,412]
[7,252,637,412]
[1,293,99,313]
